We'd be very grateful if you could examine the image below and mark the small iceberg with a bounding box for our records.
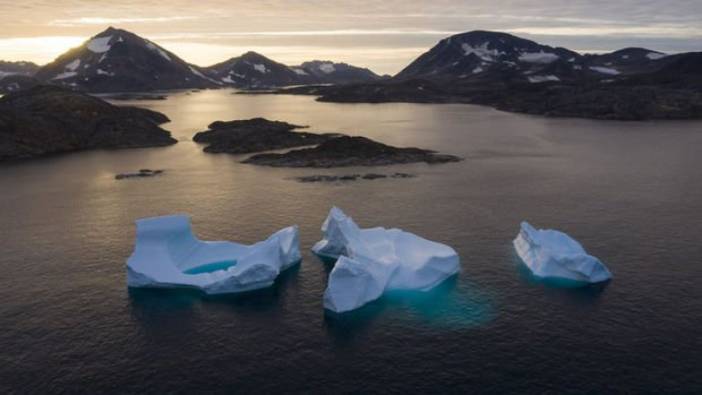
[313,207,460,313]
[127,215,300,294]
[513,222,612,284]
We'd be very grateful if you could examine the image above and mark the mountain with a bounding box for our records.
[0,85,176,161]
[277,30,702,120]
[395,31,580,82]
[0,75,41,94]
[0,61,41,94]
[205,53,384,88]
[292,61,385,84]
[0,61,40,78]
[205,51,301,88]
[393,31,691,85]
[34,27,219,92]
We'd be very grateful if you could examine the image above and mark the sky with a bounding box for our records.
[0,0,700,75]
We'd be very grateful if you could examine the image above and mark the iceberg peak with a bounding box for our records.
[514,221,612,284]
[127,215,301,294]
[313,207,460,313]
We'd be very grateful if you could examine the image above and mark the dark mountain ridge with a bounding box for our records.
[277,30,702,120]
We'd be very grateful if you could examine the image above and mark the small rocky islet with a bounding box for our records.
[194,117,462,168]
[295,173,416,183]
[115,169,165,180]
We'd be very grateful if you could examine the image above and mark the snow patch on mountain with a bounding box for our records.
[188,66,205,78]
[590,66,621,75]
[293,68,308,75]
[519,51,559,64]
[52,71,78,80]
[253,64,269,74]
[146,42,172,62]
[528,75,560,83]
[462,42,503,61]
[96,68,114,76]
[473,66,484,74]
[646,52,666,60]
[87,36,112,53]
[65,59,81,71]
[318,63,336,73]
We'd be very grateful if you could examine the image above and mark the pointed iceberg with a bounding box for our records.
[513,222,612,284]
[313,207,460,313]
[127,215,300,294]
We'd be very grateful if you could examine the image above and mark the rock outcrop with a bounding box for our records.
[193,117,339,154]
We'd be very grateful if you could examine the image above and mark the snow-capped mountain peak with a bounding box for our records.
[33,27,217,92]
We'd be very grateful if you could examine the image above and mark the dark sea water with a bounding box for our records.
[1,90,701,394]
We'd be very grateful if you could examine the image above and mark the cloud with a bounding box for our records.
[505,25,702,39]
[49,16,198,27]
[150,29,459,40]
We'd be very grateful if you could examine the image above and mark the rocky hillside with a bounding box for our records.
[0,61,39,78]
[292,61,385,84]
[0,85,176,161]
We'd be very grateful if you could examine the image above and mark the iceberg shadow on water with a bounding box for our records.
[323,274,496,345]
[128,263,302,322]
[511,251,610,305]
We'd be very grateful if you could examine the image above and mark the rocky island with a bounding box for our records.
[0,85,176,161]
[243,136,461,167]
[193,118,340,154]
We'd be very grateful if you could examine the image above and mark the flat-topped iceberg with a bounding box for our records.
[313,207,460,313]
[513,222,612,284]
[127,215,300,294]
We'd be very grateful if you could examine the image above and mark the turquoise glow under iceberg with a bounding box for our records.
[184,260,237,275]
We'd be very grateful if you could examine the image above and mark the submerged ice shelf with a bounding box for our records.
[513,222,612,284]
[127,215,300,294]
[313,207,460,313]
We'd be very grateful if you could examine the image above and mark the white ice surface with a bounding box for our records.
[513,222,612,284]
[127,215,301,294]
[313,207,460,313]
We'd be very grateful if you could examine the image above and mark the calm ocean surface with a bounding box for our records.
[1,90,701,393]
